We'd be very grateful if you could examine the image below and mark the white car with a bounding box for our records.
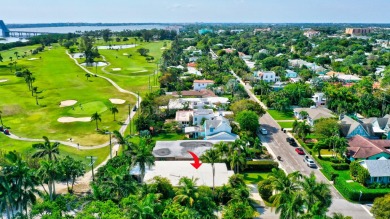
[260,128,268,135]
[303,155,316,168]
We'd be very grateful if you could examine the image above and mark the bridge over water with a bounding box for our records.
[1,20,58,38]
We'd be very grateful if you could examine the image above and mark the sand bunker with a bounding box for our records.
[112,68,121,71]
[109,98,126,104]
[123,53,129,56]
[81,62,107,67]
[97,44,137,50]
[161,47,166,50]
[28,58,39,61]
[72,53,84,58]
[60,100,77,107]
[57,117,91,123]
[0,79,8,83]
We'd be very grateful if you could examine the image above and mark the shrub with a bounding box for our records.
[245,160,279,171]
[15,71,24,77]
[331,163,350,170]
[257,179,273,202]
[350,161,360,179]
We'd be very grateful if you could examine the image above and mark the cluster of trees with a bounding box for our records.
[260,82,314,112]
[78,35,100,64]
[14,69,42,105]
[258,169,340,219]
[0,136,85,218]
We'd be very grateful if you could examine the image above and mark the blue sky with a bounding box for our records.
[3,0,390,23]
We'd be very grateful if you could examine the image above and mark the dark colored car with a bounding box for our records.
[286,137,297,146]
[133,106,137,111]
[295,148,305,155]
[286,137,294,143]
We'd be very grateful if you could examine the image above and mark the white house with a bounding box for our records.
[193,109,214,125]
[303,30,320,38]
[175,111,193,127]
[285,69,298,78]
[254,71,278,83]
[193,80,214,91]
[203,116,238,140]
[312,92,326,106]
[168,97,230,110]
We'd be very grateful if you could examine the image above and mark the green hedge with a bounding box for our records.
[331,163,350,170]
[245,160,279,171]
[335,180,389,201]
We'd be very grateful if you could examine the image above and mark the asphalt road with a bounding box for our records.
[230,70,373,218]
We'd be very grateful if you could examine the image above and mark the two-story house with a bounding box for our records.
[340,115,375,139]
[193,80,214,91]
[285,69,298,78]
[312,92,326,106]
[254,71,279,83]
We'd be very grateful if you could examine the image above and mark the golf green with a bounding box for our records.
[67,101,108,115]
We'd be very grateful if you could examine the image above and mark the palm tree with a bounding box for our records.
[110,105,119,121]
[173,177,198,207]
[37,160,58,201]
[0,110,4,127]
[14,51,19,59]
[124,193,161,218]
[9,56,13,62]
[85,73,91,81]
[8,62,13,73]
[32,86,40,105]
[91,112,102,130]
[293,121,311,140]
[268,169,302,209]
[299,172,332,216]
[131,138,155,183]
[113,130,134,152]
[229,150,246,174]
[200,149,220,191]
[32,136,60,161]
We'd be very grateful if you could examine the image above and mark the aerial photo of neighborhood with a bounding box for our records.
[0,0,390,218]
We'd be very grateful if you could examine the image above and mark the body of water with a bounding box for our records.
[0,37,28,44]
[8,24,169,34]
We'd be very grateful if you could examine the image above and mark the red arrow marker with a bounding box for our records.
[188,151,202,169]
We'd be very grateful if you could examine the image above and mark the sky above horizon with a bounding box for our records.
[3,0,390,24]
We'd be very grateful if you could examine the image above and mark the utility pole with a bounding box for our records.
[137,91,140,135]
[128,104,131,135]
[105,131,112,159]
[86,156,97,181]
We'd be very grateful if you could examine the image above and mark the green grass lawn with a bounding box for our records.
[267,109,295,120]
[243,171,270,184]
[127,132,187,145]
[0,134,108,170]
[277,121,294,128]
[0,46,137,145]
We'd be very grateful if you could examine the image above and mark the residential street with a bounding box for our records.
[231,70,373,218]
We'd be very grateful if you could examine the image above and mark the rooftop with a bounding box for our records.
[194,79,214,83]
[175,110,193,122]
[294,107,334,121]
[348,135,390,159]
[132,161,234,187]
[360,160,390,177]
[153,140,226,159]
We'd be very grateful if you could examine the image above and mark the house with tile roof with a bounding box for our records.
[347,135,390,161]
[294,107,334,126]
[340,115,374,139]
[359,159,390,184]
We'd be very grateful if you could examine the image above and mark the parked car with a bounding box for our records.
[286,137,297,146]
[295,148,305,155]
[303,155,316,168]
[133,106,137,111]
[260,128,268,135]
[290,141,298,147]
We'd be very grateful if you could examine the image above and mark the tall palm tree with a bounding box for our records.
[229,150,246,174]
[14,51,19,59]
[113,130,134,153]
[124,193,161,218]
[299,172,332,216]
[32,86,40,105]
[200,149,220,191]
[91,112,102,130]
[85,73,91,81]
[268,169,302,209]
[173,177,198,207]
[131,138,155,183]
[32,136,60,161]
[37,160,58,201]
[110,105,119,121]
[8,62,13,73]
